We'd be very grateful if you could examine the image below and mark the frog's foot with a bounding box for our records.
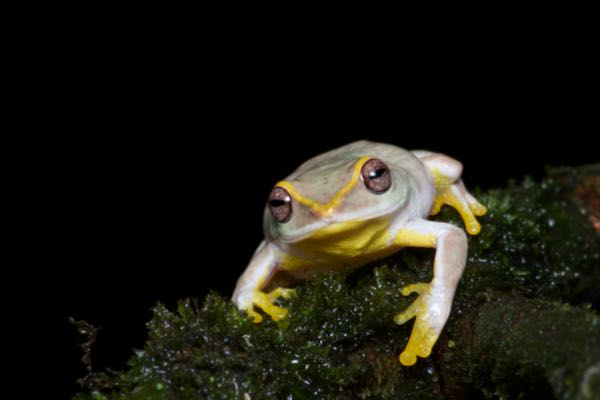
[412,151,486,234]
[246,288,292,323]
[431,180,487,235]
[394,283,444,366]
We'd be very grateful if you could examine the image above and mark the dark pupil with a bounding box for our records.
[369,168,386,179]
[269,199,287,207]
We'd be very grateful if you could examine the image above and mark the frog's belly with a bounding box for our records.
[277,218,399,280]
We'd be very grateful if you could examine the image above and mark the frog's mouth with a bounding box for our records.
[308,218,380,240]
[292,217,392,258]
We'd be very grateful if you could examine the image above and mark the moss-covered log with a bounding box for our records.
[73,165,600,400]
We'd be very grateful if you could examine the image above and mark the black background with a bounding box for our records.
[26,24,597,398]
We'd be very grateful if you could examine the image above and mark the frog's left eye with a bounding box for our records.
[361,158,391,193]
[268,186,293,223]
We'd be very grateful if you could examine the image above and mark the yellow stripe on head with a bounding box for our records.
[276,156,371,216]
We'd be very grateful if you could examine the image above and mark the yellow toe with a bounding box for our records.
[399,317,439,366]
[431,185,486,236]
[247,307,263,323]
[400,351,417,366]
[267,287,296,301]
[430,199,443,216]
[401,283,428,296]
[466,219,481,235]
[470,203,487,216]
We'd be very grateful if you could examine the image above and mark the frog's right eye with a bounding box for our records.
[361,158,391,194]
[268,186,293,223]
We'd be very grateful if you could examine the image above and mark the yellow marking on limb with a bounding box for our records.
[430,167,451,189]
[395,228,437,248]
[276,156,371,216]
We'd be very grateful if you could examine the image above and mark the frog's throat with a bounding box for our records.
[275,156,371,217]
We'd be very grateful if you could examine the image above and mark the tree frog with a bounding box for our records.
[232,140,486,366]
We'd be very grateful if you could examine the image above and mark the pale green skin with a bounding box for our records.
[232,140,486,366]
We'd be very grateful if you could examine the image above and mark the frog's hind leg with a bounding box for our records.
[393,219,467,366]
[412,151,487,235]
[232,242,293,323]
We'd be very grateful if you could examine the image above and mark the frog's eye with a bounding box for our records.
[268,186,293,223]
[361,158,391,193]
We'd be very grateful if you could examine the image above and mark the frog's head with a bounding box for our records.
[263,154,411,243]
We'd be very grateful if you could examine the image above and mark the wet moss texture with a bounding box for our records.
[74,165,600,400]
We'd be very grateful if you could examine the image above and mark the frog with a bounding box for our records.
[232,140,487,366]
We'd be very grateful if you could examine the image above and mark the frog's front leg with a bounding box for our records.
[413,151,487,234]
[393,219,467,366]
[232,242,293,323]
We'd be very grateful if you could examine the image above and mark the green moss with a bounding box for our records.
[74,166,600,400]
[438,295,600,399]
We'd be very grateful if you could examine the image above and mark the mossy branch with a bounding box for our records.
[73,165,600,400]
